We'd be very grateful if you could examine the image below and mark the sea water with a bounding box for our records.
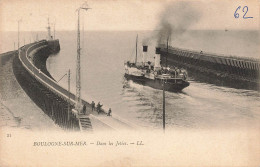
[1,30,259,130]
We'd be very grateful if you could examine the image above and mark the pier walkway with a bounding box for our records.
[18,40,135,131]
[19,41,76,107]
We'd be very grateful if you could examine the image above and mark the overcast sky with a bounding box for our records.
[0,0,259,32]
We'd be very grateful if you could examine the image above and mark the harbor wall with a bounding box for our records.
[13,40,81,130]
[160,46,260,90]
[0,51,16,66]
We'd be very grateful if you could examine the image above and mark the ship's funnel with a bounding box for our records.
[154,47,161,69]
[142,46,148,65]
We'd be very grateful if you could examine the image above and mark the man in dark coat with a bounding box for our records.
[83,104,86,115]
[91,101,95,111]
[107,108,112,116]
[96,102,102,114]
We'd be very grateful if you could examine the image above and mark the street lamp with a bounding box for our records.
[75,2,91,113]
[55,70,71,120]
[68,69,71,120]
[163,78,166,132]
[17,19,22,54]
[162,37,170,132]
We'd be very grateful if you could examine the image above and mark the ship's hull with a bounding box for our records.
[124,73,190,92]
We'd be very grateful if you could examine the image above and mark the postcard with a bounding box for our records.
[0,0,259,166]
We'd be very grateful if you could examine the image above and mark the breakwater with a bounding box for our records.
[160,46,260,90]
[0,51,16,66]
[10,39,133,132]
[1,50,61,130]
[13,40,83,131]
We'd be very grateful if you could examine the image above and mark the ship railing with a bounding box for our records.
[157,74,187,80]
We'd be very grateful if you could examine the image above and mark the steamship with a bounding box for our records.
[124,35,190,92]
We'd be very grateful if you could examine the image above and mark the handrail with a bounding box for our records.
[18,41,76,105]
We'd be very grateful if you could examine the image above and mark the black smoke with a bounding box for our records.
[143,1,202,46]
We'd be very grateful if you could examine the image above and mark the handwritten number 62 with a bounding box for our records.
[234,6,253,19]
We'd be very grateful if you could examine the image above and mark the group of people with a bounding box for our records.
[91,101,101,113]
[158,66,188,80]
[89,101,112,116]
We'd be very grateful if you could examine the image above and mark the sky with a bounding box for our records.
[0,0,259,32]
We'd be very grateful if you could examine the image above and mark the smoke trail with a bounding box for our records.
[143,1,202,45]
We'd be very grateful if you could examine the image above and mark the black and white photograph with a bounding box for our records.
[0,0,259,166]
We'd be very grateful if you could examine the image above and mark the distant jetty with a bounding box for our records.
[160,45,260,90]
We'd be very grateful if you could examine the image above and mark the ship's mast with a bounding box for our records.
[166,36,169,68]
[53,19,56,40]
[47,17,52,40]
[135,34,138,64]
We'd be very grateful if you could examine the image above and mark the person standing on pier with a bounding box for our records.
[107,108,112,116]
[91,101,95,111]
[96,102,102,114]
[83,104,86,115]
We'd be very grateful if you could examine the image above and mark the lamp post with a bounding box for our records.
[55,70,71,120]
[163,37,170,132]
[75,3,91,113]
[17,19,22,54]
[163,79,166,132]
[68,69,71,120]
